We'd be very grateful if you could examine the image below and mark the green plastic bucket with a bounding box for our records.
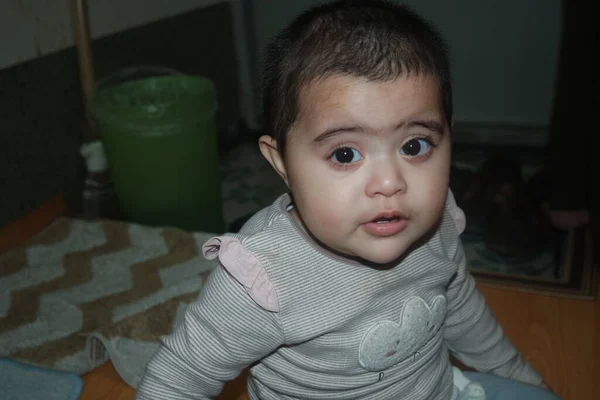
[91,67,224,233]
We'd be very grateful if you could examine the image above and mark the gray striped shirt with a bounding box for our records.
[136,194,541,399]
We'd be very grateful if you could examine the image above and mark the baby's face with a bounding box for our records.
[283,74,451,264]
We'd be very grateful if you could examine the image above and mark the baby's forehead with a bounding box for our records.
[290,73,446,137]
[296,73,442,113]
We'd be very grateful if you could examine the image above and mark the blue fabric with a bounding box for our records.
[464,371,561,400]
[0,358,83,400]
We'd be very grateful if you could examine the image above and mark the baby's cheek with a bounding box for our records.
[425,178,448,205]
[411,188,447,225]
[309,203,343,232]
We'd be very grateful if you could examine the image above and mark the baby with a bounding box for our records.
[136,1,559,399]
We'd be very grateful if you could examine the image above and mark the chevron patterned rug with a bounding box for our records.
[0,217,217,387]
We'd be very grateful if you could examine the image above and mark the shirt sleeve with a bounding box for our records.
[135,264,285,400]
[443,242,544,386]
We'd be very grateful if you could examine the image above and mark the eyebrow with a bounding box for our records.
[313,119,446,143]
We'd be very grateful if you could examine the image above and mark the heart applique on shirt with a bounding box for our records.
[358,295,447,371]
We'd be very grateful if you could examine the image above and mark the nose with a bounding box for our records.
[365,159,407,198]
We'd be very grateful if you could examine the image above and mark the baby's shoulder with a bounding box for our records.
[425,190,466,261]
[201,196,306,312]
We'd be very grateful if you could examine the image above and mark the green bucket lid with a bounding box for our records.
[91,75,217,136]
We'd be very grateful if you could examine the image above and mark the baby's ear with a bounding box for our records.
[258,135,288,185]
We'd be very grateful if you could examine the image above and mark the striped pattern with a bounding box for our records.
[0,218,216,386]
[136,194,542,400]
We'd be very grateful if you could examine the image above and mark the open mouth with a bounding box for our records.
[373,216,401,224]
[364,212,408,236]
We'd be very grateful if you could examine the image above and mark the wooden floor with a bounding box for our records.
[3,197,598,399]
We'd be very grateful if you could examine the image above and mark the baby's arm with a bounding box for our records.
[443,243,544,386]
[135,265,285,399]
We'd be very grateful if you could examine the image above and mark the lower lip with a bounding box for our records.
[363,219,408,237]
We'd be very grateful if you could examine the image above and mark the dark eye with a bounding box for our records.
[400,138,432,157]
[331,147,362,164]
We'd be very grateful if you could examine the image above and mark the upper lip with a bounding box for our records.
[369,211,407,222]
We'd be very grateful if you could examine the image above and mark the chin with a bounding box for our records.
[358,244,412,267]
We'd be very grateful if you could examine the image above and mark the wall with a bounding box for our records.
[0,0,225,69]
[248,0,561,128]
[1,0,257,126]
[0,1,242,228]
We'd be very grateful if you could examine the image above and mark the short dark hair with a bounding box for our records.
[262,0,453,156]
